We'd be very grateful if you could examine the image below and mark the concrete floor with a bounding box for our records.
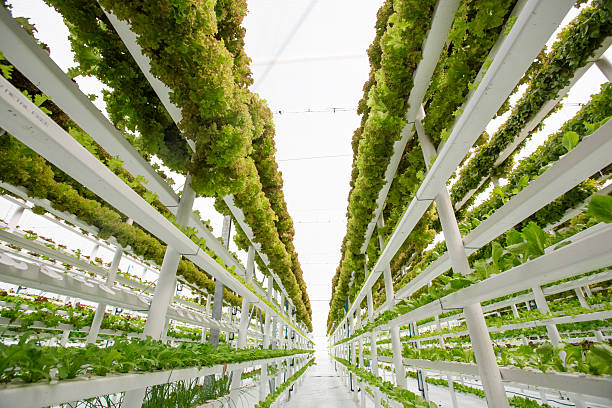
[283,350,359,408]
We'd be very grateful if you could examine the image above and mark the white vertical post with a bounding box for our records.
[416,111,509,408]
[59,328,70,346]
[7,205,25,230]
[532,286,562,346]
[87,221,130,345]
[435,315,445,347]
[596,57,612,81]
[574,287,589,309]
[209,215,232,346]
[367,286,378,378]
[231,296,251,390]
[264,276,273,348]
[447,375,459,408]
[511,304,519,318]
[122,178,195,408]
[143,178,195,338]
[376,215,405,388]
[205,294,212,314]
[377,216,394,311]
[259,360,269,401]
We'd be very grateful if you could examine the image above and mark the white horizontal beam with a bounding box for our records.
[331,0,573,339]
[463,118,612,249]
[416,310,612,342]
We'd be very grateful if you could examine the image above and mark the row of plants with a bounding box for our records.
[370,340,612,376]
[450,1,612,206]
[329,0,521,332]
[328,0,438,330]
[369,0,521,281]
[458,81,612,229]
[373,87,611,314]
[374,72,612,313]
[140,373,232,408]
[333,203,610,346]
[332,356,437,408]
[0,334,308,384]
[374,294,612,344]
[45,372,234,408]
[254,357,315,408]
[367,0,521,306]
[0,291,222,342]
[405,370,555,408]
[0,56,243,307]
[35,0,311,326]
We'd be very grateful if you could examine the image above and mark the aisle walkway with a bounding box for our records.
[285,349,358,408]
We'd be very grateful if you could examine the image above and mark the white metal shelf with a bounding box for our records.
[414,310,612,343]
[0,185,242,313]
[334,223,612,346]
[0,224,215,319]
[0,352,312,408]
[369,355,612,400]
[388,223,612,328]
[0,248,238,333]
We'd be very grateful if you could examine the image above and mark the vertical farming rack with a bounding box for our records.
[328,0,612,407]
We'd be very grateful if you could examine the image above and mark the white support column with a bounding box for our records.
[435,314,445,347]
[205,294,212,314]
[87,222,130,344]
[7,205,25,230]
[122,179,195,408]
[377,216,394,311]
[390,324,407,388]
[231,296,251,390]
[584,285,593,297]
[596,57,612,81]
[416,111,509,407]
[447,375,459,408]
[376,214,405,389]
[143,178,195,338]
[367,287,378,377]
[511,303,520,318]
[59,328,70,347]
[209,215,232,346]
[574,287,589,309]
[263,276,273,349]
[511,304,528,345]
[532,285,562,346]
